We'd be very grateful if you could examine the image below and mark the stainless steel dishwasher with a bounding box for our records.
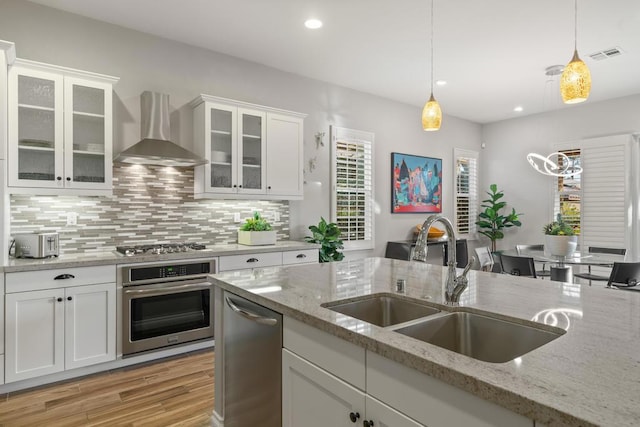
[218,290,282,427]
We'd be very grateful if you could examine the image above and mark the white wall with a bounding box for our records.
[0,0,482,258]
[481,94,640,251]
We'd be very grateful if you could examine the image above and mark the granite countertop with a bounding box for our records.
[209,257,640,427]
[2,241,318,272]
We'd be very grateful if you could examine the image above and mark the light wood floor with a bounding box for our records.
[0,349,214,427]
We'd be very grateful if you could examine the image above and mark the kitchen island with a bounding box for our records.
[209,257,640,427]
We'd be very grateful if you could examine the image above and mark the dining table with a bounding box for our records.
[500,247,630,283]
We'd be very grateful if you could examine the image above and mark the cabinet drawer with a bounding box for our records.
[284,316,365,390]
[282,249,318,265]
[6,265,116,293]
[218,251,283,271]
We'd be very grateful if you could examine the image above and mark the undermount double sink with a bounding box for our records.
[322,294,565,363]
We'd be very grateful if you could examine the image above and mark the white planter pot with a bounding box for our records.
[238,230,277,246]
[544,235,578,257]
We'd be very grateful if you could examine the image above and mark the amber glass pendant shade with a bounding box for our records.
[422,93,442,131]
[560,49,591,104]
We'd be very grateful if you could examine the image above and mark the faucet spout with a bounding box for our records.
[412,214,474,303]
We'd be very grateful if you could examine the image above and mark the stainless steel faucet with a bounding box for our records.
[412,214,474,303]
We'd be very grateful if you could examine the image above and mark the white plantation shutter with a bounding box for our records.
[580,136,629,251]
[331,126,374,251]
[555,134,633,277]
[453,148,478,237]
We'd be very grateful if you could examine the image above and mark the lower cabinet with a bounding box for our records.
[5,281,116,383]
[218,248,318,272]
[283,349,423,427]
[283,348,365,427]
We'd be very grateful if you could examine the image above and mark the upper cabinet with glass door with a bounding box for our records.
[7,59,118,195]
[191,94,305,200]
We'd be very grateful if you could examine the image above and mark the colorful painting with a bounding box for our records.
[392,152,442,213]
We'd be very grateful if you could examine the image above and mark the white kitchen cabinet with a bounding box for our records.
[191,94,306,200]
[4,266,116,383]
[365,396,424,427]
[283,349,365,427]
[5,288,65,382]
[218,249,318,272]
[7,59,118,195]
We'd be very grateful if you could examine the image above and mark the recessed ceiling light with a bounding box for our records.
[435,80,447,86]
[304,18,323,29]
[514,106,524,112]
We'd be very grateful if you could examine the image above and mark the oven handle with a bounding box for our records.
[225,296,278,326]
[123,282,211,296]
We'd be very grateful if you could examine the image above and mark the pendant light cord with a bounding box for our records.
[574,0,578,51]
[430,0,434,95]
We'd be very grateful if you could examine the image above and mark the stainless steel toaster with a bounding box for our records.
[14,233,59,258]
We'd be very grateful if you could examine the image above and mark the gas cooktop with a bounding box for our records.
[115,243,206,257]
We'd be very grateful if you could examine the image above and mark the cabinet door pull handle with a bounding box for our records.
[247,258,259,263]
[363,421,374,427]
[54,274,75,280]
[349,412,360,423]
[56,176,62,181]
[56,297,63,302]
[67,296,72,301]
[66,177,71,181]
[296,253,307,259]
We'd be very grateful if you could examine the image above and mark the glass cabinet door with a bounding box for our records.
[209,105,236,191]
[9,68,64,187]
[64,78,112,189]
[238,108,266,193]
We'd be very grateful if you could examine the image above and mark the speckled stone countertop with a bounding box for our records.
[2,241,318,272]
[209,257,640,427]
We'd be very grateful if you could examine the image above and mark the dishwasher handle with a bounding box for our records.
[225,296,278,326]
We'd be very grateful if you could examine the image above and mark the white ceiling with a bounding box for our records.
[28,0,640,124]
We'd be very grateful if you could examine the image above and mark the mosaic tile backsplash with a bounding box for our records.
[10,164,290,254]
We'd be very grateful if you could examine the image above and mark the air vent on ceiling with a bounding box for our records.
[588,46,623,61]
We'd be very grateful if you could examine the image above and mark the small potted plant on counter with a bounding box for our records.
[305,217,344,262]
[238,212,277,246]
[543,214,578,257]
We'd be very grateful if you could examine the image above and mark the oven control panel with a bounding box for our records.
[122,260,215,286]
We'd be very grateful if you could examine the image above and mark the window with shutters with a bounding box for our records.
[453,148,478,237]
[331,126,374,251]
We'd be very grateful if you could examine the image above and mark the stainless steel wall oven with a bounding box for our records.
[118,258,216,356]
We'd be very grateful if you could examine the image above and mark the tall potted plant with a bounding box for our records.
[305,217,345,262]
[476,184,523,252]
[543,214,578,257]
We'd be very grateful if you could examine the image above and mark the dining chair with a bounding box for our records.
[574,247,627,285]
[474,246,494,272]
[499,254,537,278]
[384,241,412,260]
[606,262,640,288]
[515,244,550,278]
[443,239,468,269]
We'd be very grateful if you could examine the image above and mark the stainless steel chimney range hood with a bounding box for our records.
[114,91,207,167]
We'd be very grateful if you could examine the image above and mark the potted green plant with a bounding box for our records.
[543,214,578,257]
[305,217,345,262]
[475,184,523,252]
[238,212,277,246]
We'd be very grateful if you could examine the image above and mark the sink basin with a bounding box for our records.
[394,311,565,363]
[323,294,440,327]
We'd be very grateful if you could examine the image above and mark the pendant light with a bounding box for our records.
[422,0,442,131]
[560,0,591,104]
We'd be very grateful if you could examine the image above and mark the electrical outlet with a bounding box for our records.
[66,212,78,226]
[234,213,241,223]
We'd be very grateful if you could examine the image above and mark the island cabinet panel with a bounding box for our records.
[365,395,424,427]
[283,317,365,390]
[366,351,533,427]
[283,349,365,427]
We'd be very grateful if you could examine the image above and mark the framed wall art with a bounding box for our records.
[391,152,442,213]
